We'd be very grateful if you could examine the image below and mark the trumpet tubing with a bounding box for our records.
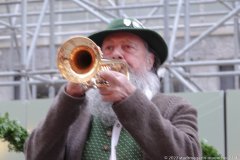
[57,36,129,87]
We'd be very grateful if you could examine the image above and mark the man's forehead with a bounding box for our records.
[103,31,144,43]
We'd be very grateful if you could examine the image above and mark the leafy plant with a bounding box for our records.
[201,140,223,159]
[0,113,28,152]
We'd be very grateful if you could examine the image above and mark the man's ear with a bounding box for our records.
[146,53,155,71]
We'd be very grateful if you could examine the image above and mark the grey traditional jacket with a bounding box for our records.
[24,86,202,160]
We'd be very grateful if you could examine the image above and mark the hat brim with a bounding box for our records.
[88,28,168,68]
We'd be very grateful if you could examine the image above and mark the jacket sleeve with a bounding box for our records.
[113,89,202,160]
[24,86,87,160]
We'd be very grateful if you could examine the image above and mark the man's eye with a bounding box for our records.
[123,44,134,50]
[104,46,113,51]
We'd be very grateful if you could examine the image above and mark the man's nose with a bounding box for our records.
[111,48,123,60]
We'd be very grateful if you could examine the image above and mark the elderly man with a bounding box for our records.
[24,18,201,160]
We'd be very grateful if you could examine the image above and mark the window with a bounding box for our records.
[219,65,236,90]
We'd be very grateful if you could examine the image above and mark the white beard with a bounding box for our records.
[86,71,160,127]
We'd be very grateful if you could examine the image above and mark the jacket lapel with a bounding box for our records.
[66,107,92,160]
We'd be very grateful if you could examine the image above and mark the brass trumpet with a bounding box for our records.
[57,36,129,88]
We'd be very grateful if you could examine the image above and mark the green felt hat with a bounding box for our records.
[88,18,168,68]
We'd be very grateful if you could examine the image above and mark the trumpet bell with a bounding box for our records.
[57,36,129,87]
[57,36,101,84]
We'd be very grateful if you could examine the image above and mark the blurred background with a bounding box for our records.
[0,0,239,159]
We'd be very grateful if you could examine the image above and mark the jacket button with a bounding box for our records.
[102,145,110,152]
[106,130,112,137]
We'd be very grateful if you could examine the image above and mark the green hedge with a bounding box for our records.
[201,140,223,159]
[0,113,28,152]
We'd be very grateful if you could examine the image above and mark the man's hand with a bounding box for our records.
[65,82,88,97]
[98,70,136,103]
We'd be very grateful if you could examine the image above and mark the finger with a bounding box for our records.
[98,87,111,96]
[66,82,87,97]
[99,70,122,85]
